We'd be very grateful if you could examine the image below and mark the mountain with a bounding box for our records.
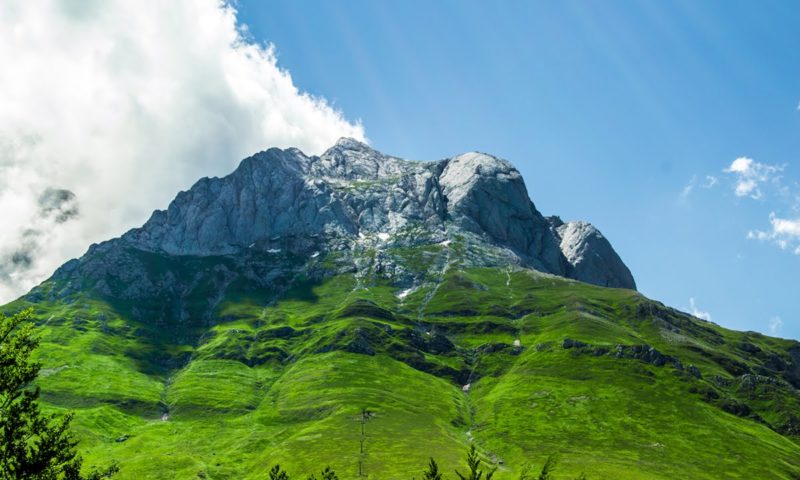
[49,137,633,303]
[4,139,800,479]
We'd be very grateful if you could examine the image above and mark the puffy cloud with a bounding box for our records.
[724,157,783,200]
[689,297,712,322]
[0,1,365,303]
[748,213,800,253]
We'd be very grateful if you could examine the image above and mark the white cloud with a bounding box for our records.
[0,0,365,303]
[723,157,783,200]
[689,297,712,322]
[679,174,718,201]
[680,175,696,199]
[748,213,800,254]
[769,316,783,335]
[703,175,718,188]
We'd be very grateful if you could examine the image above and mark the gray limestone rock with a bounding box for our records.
[549,217,636,289]
[46,138,637,305]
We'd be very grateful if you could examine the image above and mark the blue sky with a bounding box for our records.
[236,0,800,338]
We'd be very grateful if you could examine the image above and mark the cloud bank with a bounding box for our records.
[0,1,365,303]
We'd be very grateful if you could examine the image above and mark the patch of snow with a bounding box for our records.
[267,248,281,253]
[311,251,320,258]
[513,339,521,347]
[439,239,452,247]
[462,383,471,392]
[248,243,255,248]
[377,232,390,241]
[396,287,415,299]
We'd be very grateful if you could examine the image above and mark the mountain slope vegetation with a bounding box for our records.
[5,250,800,479]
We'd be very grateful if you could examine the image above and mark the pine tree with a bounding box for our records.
[0,309,118,480]
[537,455,557,480]
[422,458,442,480]
[455,445,495,480]
[269,464,289,480]
[307,466,338,480]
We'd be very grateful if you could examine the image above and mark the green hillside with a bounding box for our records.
[4,245,800,479]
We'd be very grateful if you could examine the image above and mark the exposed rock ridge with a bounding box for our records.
[87,138,637,290]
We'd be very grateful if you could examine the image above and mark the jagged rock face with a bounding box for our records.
[51,138,636,297]
[439,153,563,274]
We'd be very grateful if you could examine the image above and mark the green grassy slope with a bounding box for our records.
[5,252,800,479]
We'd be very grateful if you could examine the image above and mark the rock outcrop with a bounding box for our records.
[548,217,636,290]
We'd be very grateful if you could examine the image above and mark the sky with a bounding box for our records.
[1,1,798,339]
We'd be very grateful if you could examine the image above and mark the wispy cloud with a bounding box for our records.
[723,157,783,200]
[689,297,712,322]
[680,175,697,199]
[769,316,783,335]
[680,174,718,200]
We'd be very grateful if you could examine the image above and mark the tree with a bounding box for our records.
[537,455,557,480]
[307,466,338,480]
[422,458,442,480]
[455,445,495,480]
[0,309,118,479]
[269,464,289,480]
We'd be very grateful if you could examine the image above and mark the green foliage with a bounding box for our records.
[0,309,118,480]
[455,445,495,480]
[422,458,443,480]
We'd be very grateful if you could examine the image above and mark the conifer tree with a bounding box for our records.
[307,466,338,480]
[422,458,443,480]
[269,464,289,480]
[0,309,118,479]
[455,445,495,480]
[537,455,557,480]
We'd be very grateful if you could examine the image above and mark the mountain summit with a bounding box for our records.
[51,138,634,308]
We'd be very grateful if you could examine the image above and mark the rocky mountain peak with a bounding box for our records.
[49,140,637,300]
